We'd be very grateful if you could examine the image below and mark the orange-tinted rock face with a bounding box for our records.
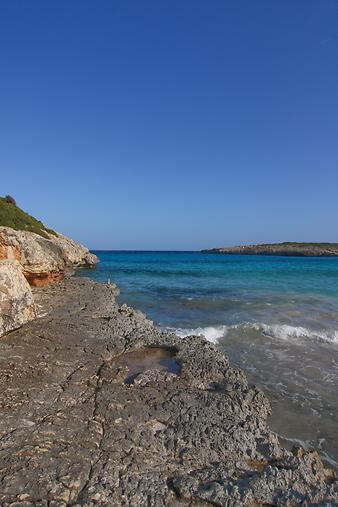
[0,226,98,288]
[25,271,65,287]
[0,235,22,263]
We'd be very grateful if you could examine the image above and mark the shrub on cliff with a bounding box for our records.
[5,195,17,206]
[0,197,57,239]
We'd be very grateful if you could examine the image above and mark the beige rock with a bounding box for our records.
[0,227,98,287]
[48,232,98,268]
[0,260,36,336]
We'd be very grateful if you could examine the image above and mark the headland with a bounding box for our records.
[202,242,338,257]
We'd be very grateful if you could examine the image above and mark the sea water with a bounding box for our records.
[77,251,338,468]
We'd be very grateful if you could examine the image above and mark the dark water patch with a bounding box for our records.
[112,346,180,385]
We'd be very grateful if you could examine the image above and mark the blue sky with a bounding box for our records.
[0,1,337,250]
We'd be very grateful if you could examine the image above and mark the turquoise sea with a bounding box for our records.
[78,251,338,467]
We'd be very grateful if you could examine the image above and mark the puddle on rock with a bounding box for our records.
[112,346,180,385]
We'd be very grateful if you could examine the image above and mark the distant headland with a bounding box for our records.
[202,242,338,257]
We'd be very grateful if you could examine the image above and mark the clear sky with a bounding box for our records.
[0,1,337,250]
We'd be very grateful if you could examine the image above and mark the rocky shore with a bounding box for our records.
[0,226,98,336]
[202,242,338,257]
[0,276,337,506]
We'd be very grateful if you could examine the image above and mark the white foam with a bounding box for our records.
[169,322,338,345]
[173,325,229,343]
[251,323,338,344]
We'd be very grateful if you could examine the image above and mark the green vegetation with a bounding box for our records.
[0,197,57,239]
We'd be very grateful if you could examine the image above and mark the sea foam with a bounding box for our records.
[173,325,228,343]
[171,322,338,345]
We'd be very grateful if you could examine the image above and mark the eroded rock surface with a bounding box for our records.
[0,260,36,336]
[0,278,337,506]
[0,226,98,286]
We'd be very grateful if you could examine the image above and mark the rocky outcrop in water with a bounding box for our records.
[0,226,98,287]
[0,260,36,336]
[202,242,338,257]
[0,277,336,506]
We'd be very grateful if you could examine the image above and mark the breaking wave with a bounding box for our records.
[170,323,338,345]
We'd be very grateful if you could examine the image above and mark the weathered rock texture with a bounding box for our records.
[0,260,36,336]
[0,277,336,506]
[202,242,338,257]
[0,226,98,287]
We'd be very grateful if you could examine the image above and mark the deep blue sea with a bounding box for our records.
[77,251,338,467]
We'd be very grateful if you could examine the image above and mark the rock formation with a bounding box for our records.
[0,259,36,336]
[202,242,338,257]
[0,199,98,336]
[0,226,98,287]
[0,277,336,506]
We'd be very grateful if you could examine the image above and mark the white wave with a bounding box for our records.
[168,322,338,345]
[252,323,338,344]
[173,325,229,343]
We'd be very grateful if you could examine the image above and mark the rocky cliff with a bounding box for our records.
[0,226,98,286]
[202,242,338,257]
[0,197,98,336]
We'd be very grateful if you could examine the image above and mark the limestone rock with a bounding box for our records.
[0,260,36,336]
[0,226,98,286]
[0,277,336,505]
[48,231,98,267]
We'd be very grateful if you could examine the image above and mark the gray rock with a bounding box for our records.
[0,277,336,506]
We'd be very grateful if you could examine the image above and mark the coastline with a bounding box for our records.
[202,243,338,257]
[0,276,337,505]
